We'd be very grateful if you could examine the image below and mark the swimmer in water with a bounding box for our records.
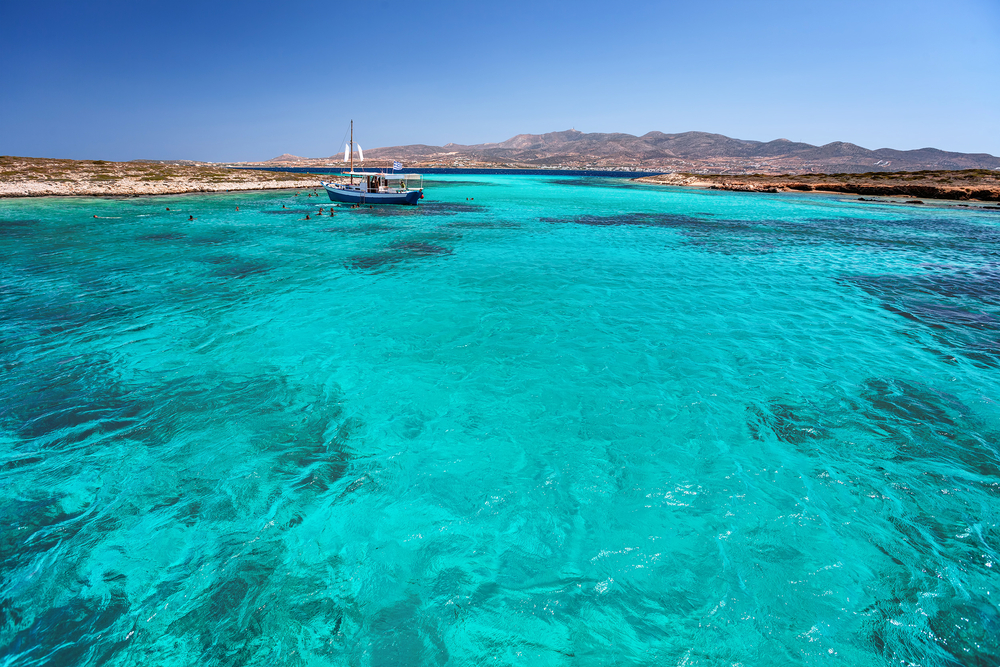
[188,215,194,221]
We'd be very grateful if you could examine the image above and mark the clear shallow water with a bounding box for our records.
[1,176,999,666]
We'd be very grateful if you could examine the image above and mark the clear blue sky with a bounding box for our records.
[3,0,998,161]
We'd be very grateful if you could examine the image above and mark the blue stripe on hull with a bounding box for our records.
[323,186,421,205]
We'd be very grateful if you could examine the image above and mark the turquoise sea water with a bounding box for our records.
[1,176,999,666]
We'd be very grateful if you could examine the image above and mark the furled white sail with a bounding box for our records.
[344,144,350,162]
[357,145,363,162]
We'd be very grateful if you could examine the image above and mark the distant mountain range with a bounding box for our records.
[265,130,1000,174]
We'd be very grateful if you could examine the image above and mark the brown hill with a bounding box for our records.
[266,154,306,163]
[363,130,1000,174]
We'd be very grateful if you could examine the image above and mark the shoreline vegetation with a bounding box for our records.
[0,156,322,198]
[634,170,1000,203]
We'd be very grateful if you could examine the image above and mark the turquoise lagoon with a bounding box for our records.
[1,176,998,666]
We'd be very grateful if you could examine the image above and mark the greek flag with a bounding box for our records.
[393,161,402,171]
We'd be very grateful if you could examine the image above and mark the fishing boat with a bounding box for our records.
[320,121,424,205]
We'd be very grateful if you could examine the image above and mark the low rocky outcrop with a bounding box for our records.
[636,170,1000,202]
[0,156,322,198]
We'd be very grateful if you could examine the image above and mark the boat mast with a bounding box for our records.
[350,120,354,183]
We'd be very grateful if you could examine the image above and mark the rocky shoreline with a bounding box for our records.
[634,170,1000,203]
[1,178,322,198]
[0,156,322,199]
[5,155,999,207]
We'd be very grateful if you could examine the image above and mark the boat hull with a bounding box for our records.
[322,185,421,205]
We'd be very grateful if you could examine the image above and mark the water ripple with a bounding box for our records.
[1,180,998,665]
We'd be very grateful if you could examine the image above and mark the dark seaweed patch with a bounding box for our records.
[285,416,354,495]
[203,253,241,265]
[0,454,45,472]
[322,223,398,235]
[210,259,270,279]
[344,252,400,272]
[445,219,520,229]
[345,236,456,273]
[369,595,449,666]
[541,212,753,239]
[748,377,1000,483]
[165,565,271,664]
[4,594,130,666]
[856,378,1000,478]
[747,400,826,447]
[318,201,482,221]
[0,495,90,568]
[0,355,152,448]
[0,597,22,630]
[801,215,1000,256]
[544,211,767,254]
[862,378,962,427]
[0,219,39,238]
[419,202,482,214]
[543,212,702,228]
[546,210,1000,258]
[847,267,1000,308]
[1,277,146,342]
[842,268,1000,367]
[387,241,452,256]
[186,229,238,246]
[359,201,483,217]
[928,595,1000,665]
[15,299,132,337]
[858,595,909,660]
[138,232,185,241]
[164,562,359,664]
